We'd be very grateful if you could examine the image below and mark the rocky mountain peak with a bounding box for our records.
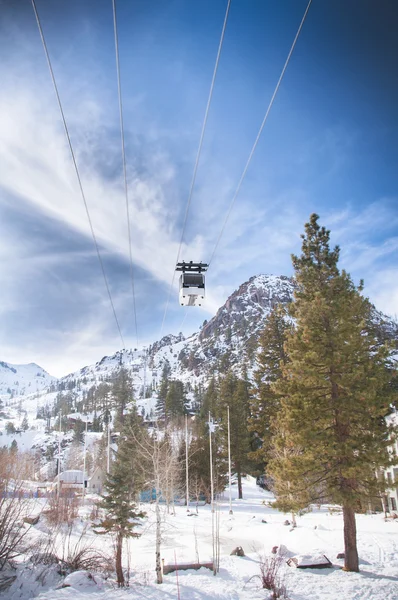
[200,274,294,341]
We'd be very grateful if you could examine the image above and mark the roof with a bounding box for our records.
[55,470,84,483]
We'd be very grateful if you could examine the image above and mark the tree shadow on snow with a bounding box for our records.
[358,570,398,583]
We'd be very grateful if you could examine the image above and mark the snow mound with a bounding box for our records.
[59,570,105,590]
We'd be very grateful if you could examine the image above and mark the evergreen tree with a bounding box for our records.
[5,422,16,435]
[112,367,133,429]
[192,382,205,413]
[10,439,18,454]
[155,360,171,420]
[200,377,219,420]
[188,416,227,504]
[94,407,147,587]
[21,414,29,431]
[249,306,290,466]
[165,380,187,419]
[268,214,397,572]
[73,419,85,445]
[218,372,251,499]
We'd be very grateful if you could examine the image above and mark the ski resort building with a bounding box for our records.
[52,469,86,493]
[384,412,398,513]
[87,466,105,494]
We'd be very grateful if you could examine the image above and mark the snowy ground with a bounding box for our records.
[2,476,398,600]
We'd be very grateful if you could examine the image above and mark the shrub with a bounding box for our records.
[259,552,289,600]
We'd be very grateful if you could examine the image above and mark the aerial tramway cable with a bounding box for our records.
[159,0,232,338]
[31,0,126,349]
[207,0,312,267]
[111,0,139,349]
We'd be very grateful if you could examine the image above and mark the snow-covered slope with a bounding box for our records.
[0,360,57,397]
[3,476,398,600]
[54,275,295,396]
[2,273,397,425]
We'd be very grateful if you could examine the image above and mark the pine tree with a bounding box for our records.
[94,407,147,587]
[188,415,228,504]
[200,377,219,420]
[73,419,85,444]
[165,380,187,419]
[249,306,290,466]
[268,214,397,572]
[21,414,29,431]
[218,372,251,499]
[5,422,16,435]
[155,360,171,420]
[112,367,133,429]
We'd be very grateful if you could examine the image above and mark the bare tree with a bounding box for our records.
[0,449,39,570]
[131,426,182,584]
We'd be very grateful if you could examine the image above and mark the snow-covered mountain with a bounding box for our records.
[56,274,295,395]
[0,272,396,458]
[2,273,397,414]
[0,360,57,397]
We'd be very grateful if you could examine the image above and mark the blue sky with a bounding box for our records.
[0,0,397,377]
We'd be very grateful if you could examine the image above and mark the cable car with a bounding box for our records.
[176,261,208,307]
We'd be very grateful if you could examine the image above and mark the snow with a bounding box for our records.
[0,361,56,397]
[4,477,398,600]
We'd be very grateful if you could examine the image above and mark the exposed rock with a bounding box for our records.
[230,546,245,557]
[24,514,40,525]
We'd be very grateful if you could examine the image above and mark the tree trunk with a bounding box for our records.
[116,532,125,587]
[381,495,389,519]
[155,480,163,584]
[237,470,243,500]
[342,505,359,572]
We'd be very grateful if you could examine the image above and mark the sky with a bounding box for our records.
[0,0,397,378]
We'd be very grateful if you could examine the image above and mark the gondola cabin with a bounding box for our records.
[179,272,205,306]
[176,261,208,307]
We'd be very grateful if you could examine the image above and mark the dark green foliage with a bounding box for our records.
[73,419,85,444]
[268,214,397,572]
[111,367,133,430]
[20,415,29,431]
[94,407,146,587]
[156,360,171,419]
[91,411,102,432]
[188,417,227,504]
[200,377,219,420]
[10,439,18,454]
[165,380,187,418]
[5,422,16,435]
[218,372,252,499]
[249,306,291,466]
[192,383,205,413]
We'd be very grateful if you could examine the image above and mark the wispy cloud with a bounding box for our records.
[1,7,397,376]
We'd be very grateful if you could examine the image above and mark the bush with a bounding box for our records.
[44,491,80,526]
[58,526,113,576]
[259,553,289,600]
[0,450,38,570]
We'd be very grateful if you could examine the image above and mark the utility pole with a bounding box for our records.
[227,405,233,515]
[209,412,214,513]
[82,415,88,499]
[57,409,62,499]
[143,347,147,400]
[107,417,111,474]
[106,392,111,474]
[185,414,189,510]
[209,411,216,576]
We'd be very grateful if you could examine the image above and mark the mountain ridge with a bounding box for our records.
[1,273,397,403]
